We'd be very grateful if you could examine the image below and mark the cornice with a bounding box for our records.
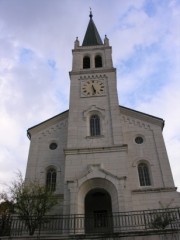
[69,68,116,76]
[64,144,128,155]
[132,187,177,194]
[72,45,111,52]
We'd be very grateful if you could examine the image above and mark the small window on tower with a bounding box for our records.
[95,55,102,68]
[83,56,90,69]
[90,114,100,136]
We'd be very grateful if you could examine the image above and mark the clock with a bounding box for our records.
[81,80,105,97]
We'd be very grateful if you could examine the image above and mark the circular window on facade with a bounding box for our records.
[49,142,58,150]
[135,136,144,144]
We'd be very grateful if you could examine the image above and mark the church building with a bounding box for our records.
[25,11,180,227]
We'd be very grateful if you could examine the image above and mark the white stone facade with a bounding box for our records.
[25,19,180,219]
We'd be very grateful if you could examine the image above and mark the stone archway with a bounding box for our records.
[77,178,119,215]
[76,177,119,234]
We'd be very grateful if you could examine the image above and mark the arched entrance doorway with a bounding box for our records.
[85,188,113,233]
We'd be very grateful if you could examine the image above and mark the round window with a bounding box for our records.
[135,136,144,144]
[49,142,58,150]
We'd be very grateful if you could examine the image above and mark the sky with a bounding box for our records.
[0,0,180,191]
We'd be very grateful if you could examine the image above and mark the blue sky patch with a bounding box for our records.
[19,48,34,64]
[48,59,56,69]
[143,0,157,17]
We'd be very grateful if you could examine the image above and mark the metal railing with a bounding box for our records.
[1,207,180,237]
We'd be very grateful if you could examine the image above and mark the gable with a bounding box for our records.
[27,110,69,139]
[119,106,164,130]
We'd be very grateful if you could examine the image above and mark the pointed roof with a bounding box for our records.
[82,11,103,46]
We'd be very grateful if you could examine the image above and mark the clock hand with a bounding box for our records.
[92,84,96,94]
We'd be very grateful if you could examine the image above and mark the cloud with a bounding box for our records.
[0,0,180,192]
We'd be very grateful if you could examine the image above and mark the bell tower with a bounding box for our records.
[64,12,127,215]
[67,11,124,149]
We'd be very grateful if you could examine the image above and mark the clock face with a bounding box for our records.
[81,80,105,97]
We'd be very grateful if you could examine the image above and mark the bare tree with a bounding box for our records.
[0,192,14,236]
[0,172,57,236]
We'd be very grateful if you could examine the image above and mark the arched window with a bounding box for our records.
[46,168,56,192]
[138,163,151,186]
[83,56,90,69]
[90,115,100,136]
[95,55,102,68]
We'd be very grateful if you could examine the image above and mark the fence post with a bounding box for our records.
[143,211,147,230]
[74,214,76,235]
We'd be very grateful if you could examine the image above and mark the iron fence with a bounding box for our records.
[1,207,180,237]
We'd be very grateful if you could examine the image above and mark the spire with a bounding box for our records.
[82,10,103,46]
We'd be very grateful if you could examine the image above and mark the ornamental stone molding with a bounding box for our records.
[83,105,105,120]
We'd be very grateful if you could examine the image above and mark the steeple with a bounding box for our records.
[82,10,103,46]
